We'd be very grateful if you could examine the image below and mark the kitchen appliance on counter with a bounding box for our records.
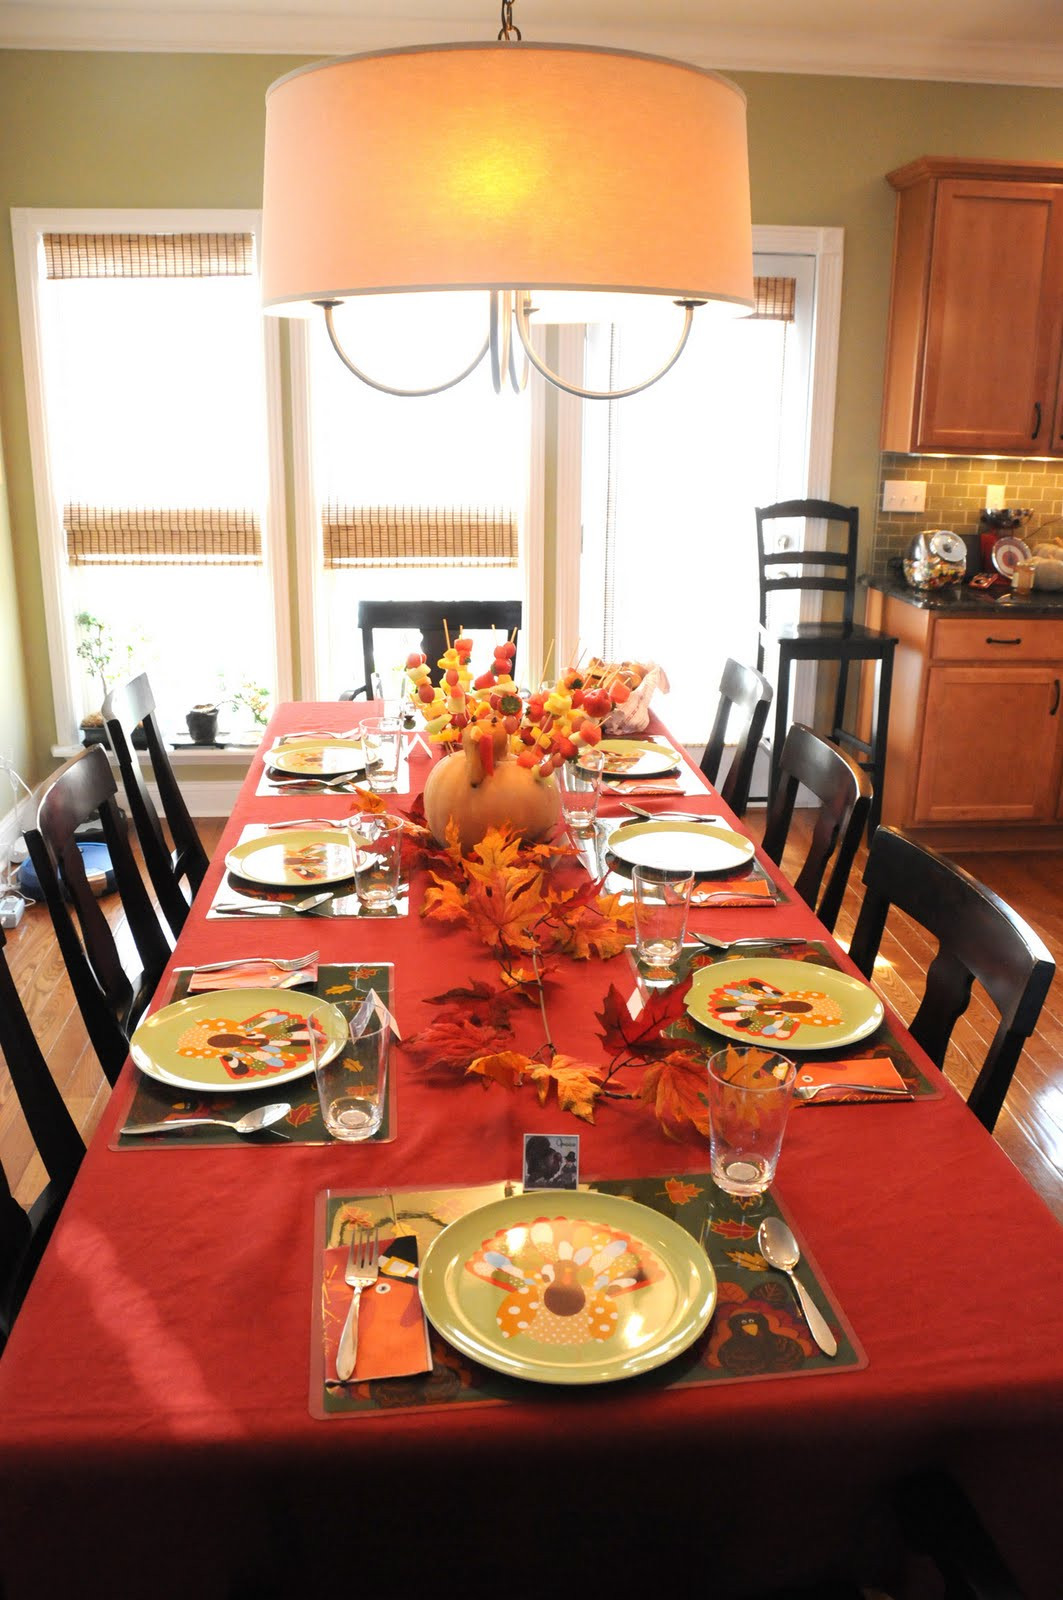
[903,529,967,590]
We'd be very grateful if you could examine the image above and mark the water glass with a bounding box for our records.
[346,812,403,910]
[557,751,606,832]
[631,865,695,971]
[359,716,403,793]
[706,1046,797,1196]
[312,1007,389,1143]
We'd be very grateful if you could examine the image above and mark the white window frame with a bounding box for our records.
[11,206,292,751]
[552,224,845,711]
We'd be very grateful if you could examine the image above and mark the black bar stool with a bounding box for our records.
[755,498,895,836]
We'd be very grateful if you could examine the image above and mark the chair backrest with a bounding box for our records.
[343,600,523,697]
[755,499,860,631]
[760,723,871,933]
[102,672,209,940]
[0,924,85,1350]
[848,827,1055,1132]
[700,658,773,817]
[23,746,171,1086]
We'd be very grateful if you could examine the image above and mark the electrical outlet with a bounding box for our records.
[882,479,927,513]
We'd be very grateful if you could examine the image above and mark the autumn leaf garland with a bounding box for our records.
[403,822,711,1136]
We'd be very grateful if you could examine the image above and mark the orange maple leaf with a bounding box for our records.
[345,788,388,816]
[421,875,473,927]
[664,1177,703,1206]
[465,1049,536,1089]
[529,1054,605,1123]
[638,1050,711,1138]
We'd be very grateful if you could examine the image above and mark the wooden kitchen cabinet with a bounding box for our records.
[882,157,1063,457]
[865,590,1063,841]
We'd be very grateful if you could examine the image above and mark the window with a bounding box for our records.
[13,210,288,747]
[573,230,841,747]
[294,294,533,700]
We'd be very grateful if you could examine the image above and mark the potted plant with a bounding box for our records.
[75,612,144,746]
[185,703,221,744]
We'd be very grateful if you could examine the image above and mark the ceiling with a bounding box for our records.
[1,0,1062,87]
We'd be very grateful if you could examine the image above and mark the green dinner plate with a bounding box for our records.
[225,828,354,888]
[686,958,885,1050]
[582,739,679,779]
[606,818,755,875]
[130,989,348,1092]
[419,1190,716,1386]
[269,737,366,777]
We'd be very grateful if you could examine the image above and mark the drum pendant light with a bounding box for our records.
[261,2,753,400]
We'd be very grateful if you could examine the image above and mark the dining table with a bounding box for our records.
[2,701,1062,1600]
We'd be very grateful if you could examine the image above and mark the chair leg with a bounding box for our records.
[866,647,895,839]
[769,648,793,802]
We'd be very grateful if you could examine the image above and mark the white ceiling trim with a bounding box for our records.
[1,10,1062,88]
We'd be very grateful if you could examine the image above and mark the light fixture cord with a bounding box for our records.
[498,1,521,41]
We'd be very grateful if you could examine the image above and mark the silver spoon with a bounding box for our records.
[757,1216,838,1357]
[620,803,721,823]
[123,1102,291,1137]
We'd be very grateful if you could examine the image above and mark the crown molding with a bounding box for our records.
[0,9,1061,88]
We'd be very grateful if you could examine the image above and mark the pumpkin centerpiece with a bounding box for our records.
[423,718,560,852]
[407,629,634,851]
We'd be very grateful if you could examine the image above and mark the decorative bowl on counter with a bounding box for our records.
[903,530,967,591]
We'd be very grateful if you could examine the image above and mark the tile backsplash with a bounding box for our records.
[871,453,1063,571]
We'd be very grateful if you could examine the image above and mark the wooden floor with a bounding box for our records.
[3,817,1062,1225]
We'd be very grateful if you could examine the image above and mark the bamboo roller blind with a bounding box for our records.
[751,276,796,321]
[44,232,254,279]
[322,505,518,569]
[64,505,262,567]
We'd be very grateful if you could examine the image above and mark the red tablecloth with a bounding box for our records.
[2,705,1062,1599]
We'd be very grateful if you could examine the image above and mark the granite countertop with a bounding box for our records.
[863,573,1063,617]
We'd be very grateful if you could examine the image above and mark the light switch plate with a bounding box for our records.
[882,479,927,513]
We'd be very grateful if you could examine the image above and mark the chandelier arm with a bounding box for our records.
[489,290,511,394]
[318,300,490,398]
[513,296,697,400]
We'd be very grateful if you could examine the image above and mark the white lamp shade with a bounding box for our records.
[261,42,753,316]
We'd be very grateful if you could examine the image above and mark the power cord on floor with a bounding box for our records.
[0,754,35,927]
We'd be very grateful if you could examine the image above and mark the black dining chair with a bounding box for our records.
[340,598,523,699]
[755,499,895,836]
[847,826,1055,1133]
[0,924,86,1352]
[760,723,871,934]
[23,745,171,1086]
[102,672,210,940]
[699,658,773,819]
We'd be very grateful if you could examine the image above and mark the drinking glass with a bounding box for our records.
[706,1045,797,1196]
[631,865,695,972]
[557,751,606,833]
[311,1007,389,1143]
[346,812,403,910]
[359,716,403,793]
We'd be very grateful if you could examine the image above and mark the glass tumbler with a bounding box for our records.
[706,1045,797,1196]
[346,812,403,911]
[632,865,695,972]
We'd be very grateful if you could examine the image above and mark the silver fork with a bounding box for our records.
[796,1081,910,1100]
[190,950,320,974]
[335,1223,380,1382]
[268,772,360,790]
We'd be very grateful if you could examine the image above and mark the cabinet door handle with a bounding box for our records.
[1032,401,1042,440]
[1052,679,1061,717]
[985,636,1022,646]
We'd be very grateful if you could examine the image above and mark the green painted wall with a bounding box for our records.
[1,49,1062,782]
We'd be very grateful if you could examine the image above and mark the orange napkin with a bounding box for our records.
[690,879,778,908]
[186,962,319,994]
[322,1237,432,1384]
[794,1056,912,1105]
[607,779,686,796]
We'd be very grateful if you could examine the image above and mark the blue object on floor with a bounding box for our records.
[17,842,116,901]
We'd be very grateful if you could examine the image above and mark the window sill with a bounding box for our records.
[52,742,256,767]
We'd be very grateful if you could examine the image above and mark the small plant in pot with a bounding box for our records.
[75,612,143,746]
[185,703,221,744]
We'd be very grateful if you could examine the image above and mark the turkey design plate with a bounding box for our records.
[686,959,884,1050]
[583,740,679,779]
[225,829,354,888]
[606,819,755,876]
[419,1191,716,1386]
[269,738,366,777]
[130,990,348,1091]
[991,536,1031,578]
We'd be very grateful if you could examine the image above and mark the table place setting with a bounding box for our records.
[112,962,398,1148]
[256,724,413,796]
[207,818,410,919]
[312,1174,864,1417]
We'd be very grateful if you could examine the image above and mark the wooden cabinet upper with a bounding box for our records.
[882,157,1063,457]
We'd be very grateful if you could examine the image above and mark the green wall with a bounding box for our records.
[2,48,1062,782]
